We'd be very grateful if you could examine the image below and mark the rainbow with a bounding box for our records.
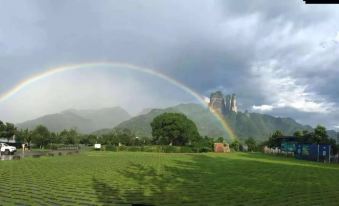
[0,62,236,141]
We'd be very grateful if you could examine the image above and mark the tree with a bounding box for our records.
[293,130,302,138]
[80,134,97,145]
[1,122,17,142]
[15,129,32,144]
[0,120,5,137]
[230,139,240,151]
[23,129,33,147]
[272,130,283,138]
[49,132,57,144]
[267,130,283,147]
[192,136,214,152]
[314,125,328,144]
[332,143,339,155]
[32,125,50,148]
[299,130,313,144]
[17,128,33,148]
[60,128,80,145]
[114,128,135,146]
[151,113,200,146]
[245,137,257,152]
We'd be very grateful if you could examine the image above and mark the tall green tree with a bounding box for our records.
[32,125,50,148]
[80,134,97,145]
[245,137,257,152]
[230,139,240,151]
[23,129,33,147]
[293,130,303,138]
[151,113,200,146]
[15,129,32,144]
[113,128,135,146]
[60,128,79,145]
[49,132,59,144]
[0,120,5,137]
[314,125,328,144]
[267,130,283,147]
[2,122,16,142]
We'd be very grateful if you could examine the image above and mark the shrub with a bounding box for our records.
[127,146,143,152]
[99,145,211,153]
[105,145,118,152]
[197,147,212,153]
[46,144,59,150]
[161,146,179,153]
[180,146,194,153]
[143,146,161,152]
[117,145,128,151]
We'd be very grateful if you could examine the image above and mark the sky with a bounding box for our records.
[0,0,339,129]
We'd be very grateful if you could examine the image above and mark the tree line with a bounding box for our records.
[0,113,222,151]
[264,125,338,154]
[0,113,261,152]
[15,125,96,148]
[8,114,333,153]
[0,121,97,148]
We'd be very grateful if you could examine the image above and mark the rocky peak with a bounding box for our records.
[209,91,237,114]
[209,91,226,114]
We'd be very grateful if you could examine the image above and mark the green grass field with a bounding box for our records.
[1,152,339,206]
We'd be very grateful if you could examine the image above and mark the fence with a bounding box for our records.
[295,144,331,162]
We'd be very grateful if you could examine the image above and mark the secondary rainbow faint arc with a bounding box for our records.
[0,62,236,140]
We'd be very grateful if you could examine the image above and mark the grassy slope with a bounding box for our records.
[1,152,339,205]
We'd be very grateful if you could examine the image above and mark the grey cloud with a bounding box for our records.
[0,0,338,128]
[262,106,339,129]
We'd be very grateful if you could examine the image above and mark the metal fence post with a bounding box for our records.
[317,144,319,162]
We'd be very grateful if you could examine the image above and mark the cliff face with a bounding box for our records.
[225,95,231,112]
[230,94,237,113]
[209,91,237,115]
[209,91,225,114]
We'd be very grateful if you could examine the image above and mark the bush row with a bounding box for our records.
[102,145,212,153]
[45,144,80,150]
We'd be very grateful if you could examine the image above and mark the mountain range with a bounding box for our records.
[17,103,334,142]
[17,107,131,133]
[116,104,315,141]
[94,103,313,142]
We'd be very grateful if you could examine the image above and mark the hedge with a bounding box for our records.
[101,145,212,153]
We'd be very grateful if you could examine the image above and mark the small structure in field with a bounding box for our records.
[94,144,101,150]
[214,143,230,153]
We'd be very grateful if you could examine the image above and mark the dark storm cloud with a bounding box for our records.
[0,0,338,128]
[220,0,331,26]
